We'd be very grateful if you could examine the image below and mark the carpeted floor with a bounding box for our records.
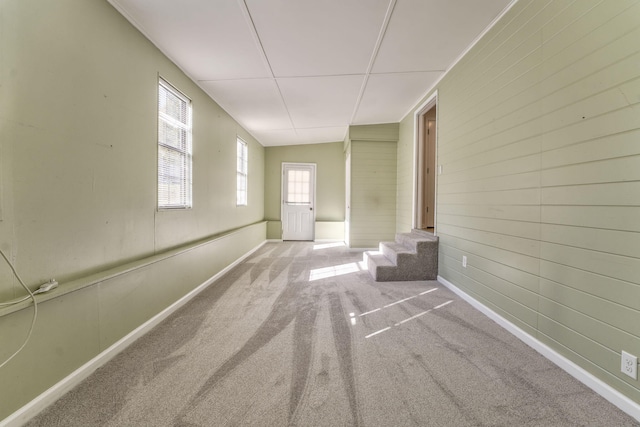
[28,242,638,426]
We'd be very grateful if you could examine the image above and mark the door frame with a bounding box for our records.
[344,151,351,247]
[281,162,317,241]
[412,90,438,233]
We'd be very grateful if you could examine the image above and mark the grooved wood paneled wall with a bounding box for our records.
[349,140,397,248]
[399,0,640,403]
[348,124,398,248]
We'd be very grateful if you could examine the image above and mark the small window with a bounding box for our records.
[286,169,311,204]
[158,78,192,209]
[236,137,248,206]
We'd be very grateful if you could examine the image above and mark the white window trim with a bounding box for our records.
[157,78,192,209]
[236,137,248,206]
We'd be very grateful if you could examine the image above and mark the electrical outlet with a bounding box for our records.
[621,351,637,379]
[462,255,467,268]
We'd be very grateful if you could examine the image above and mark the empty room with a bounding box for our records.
[1,0,639,425]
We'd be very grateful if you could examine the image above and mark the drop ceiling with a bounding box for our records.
[108,0,512,146]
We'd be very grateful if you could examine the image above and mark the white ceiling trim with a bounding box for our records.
[400,0,520,121]
[234,0,297,133]
[235,0,274,76]
[109,0,515,147]
[108,0,266,145]
[349,0,397,124]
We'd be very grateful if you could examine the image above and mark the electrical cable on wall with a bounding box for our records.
[0,247,38,369]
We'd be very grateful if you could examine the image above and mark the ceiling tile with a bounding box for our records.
[111,0,271,80]
[253,127,348,147]
[353,72,441,124]
[250,129,301,147]
[200,79,291,131]
[245,0,390,77]
[295,127,348,144]
[278,75,364,129]
[110,0,512,146]
[372,0,511,73]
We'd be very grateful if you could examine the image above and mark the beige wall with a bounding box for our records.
[398,0,640,405]
[264,142,345,240]
[0,0,265,419]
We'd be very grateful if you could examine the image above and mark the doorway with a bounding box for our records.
[414,95,437,232]
[282,163,316,241]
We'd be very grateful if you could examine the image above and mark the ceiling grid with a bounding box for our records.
[108,0,513,146]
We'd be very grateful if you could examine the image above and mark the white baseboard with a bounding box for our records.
[437,275,640,423]
[1,240,267,427]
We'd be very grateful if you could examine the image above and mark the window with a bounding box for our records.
[286,169,311,204]
[236,137,248,206]
[157,78,192,209]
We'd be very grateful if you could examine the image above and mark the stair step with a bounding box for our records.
[364,230,439,282]
[380,241,415,265]
[411,229,437,238]
[396,232,438,253]
[364,251,397,282]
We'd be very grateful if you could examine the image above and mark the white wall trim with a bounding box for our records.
[412,91,438,231]
[401,0,520,121]
[437,275,640,423]
[0,240,267,427]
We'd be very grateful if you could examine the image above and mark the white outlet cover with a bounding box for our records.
[462,255,467,268]
[621,351,637,380]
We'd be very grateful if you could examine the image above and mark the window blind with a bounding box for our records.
[237,137,248,206]
[158,78,192,209]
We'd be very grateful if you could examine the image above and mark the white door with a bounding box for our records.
[282,163,316,241]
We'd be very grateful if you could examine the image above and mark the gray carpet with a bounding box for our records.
[27,242,638,426]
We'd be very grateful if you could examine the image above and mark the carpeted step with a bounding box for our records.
[395,231,437,253]
[364,230,439,282]
[364,251,398,281]
[379,241,415,265]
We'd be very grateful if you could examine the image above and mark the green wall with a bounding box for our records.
[398,0,640,405]
[4,0,639,420]
[0,0,265,420]
[348,124,398,248]
[264,142,345,240]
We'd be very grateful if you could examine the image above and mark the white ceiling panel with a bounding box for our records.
[245,0,390,77]
[110,0,270,80]
[200,79,291,131]
[295,127,348,145]
[253,127,348,147]
[277,75,364,129]
[109,0,513,146]
[353,72,441,124]
[372,0,512,73]
[250,129,303,147]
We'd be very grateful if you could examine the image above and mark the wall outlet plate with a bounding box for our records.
[621,351,637,380]
[462,255,467,268]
